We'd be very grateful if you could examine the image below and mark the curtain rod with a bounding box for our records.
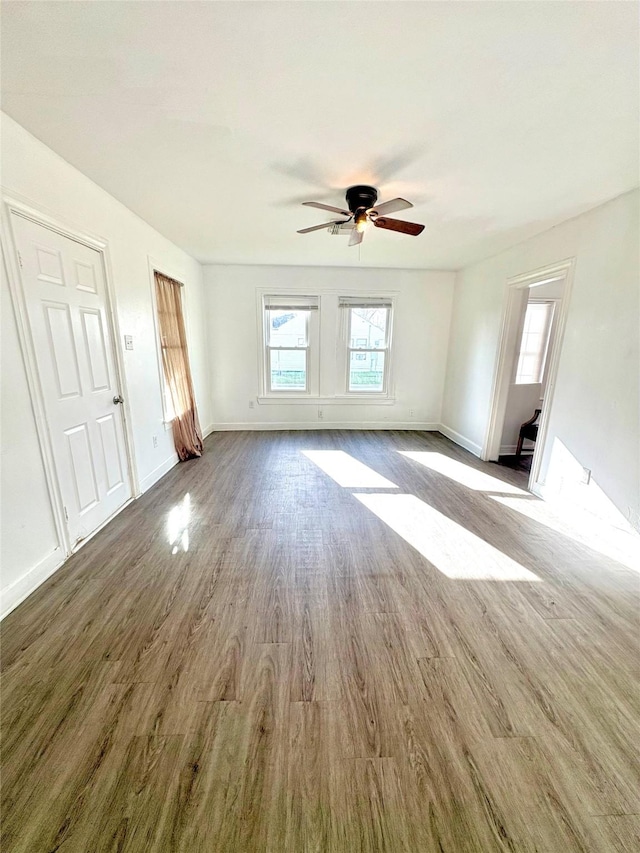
[154,270,184,287]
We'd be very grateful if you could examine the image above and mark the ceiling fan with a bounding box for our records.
[297,184,425,246]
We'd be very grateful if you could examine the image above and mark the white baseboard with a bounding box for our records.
[438,423,482,457]
[205,421,441,432]
[0,492,138,621]
[530,480,544,499]
[499,444,534,457]
[500,444,518,456]
[139,452,179,493]
[1,547,65,620]
[202,423,216,438]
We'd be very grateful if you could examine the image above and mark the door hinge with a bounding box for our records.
[17,251,23,268]
[63,506,69,522]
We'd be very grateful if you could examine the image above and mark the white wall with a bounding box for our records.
[204,264,454,429]
[0,113,212,616]
[442,190,640,529]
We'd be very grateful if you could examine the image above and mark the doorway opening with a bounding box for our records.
[482,259,575,494]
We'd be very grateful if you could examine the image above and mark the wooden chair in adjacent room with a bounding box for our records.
[516,408,541,458]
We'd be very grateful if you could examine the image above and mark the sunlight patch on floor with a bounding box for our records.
[303,450,398,488]
[167,492,191,554]
[398,451,528,495]
[355,493,541,581]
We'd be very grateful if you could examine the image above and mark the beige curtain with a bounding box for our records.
[154,272,203,461]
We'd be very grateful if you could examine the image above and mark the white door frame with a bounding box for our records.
[1,193,138,557]
[481,258,576,494]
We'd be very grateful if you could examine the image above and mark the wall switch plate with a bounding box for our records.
[249,400,255,409]
[124,335,134,350]
[152,435,158,448]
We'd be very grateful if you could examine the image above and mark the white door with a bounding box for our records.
[12,214,132,548]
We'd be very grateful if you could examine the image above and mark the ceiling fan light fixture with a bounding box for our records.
[355,211,369,232]
[298,185,424,245]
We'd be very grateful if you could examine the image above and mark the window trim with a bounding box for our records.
[255,289,398,404]
[340,297,394,397]
[258,292,320,398]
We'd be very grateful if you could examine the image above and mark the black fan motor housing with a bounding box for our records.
[345,185,378,214]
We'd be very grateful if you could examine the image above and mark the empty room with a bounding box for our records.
[1,2,639,851]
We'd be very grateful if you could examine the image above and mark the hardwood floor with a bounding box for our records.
[1,430,639,852]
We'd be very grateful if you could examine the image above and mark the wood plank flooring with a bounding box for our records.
[2,430,639,852]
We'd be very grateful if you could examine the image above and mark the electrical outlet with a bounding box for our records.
[249,400,255,409]
[318,408,323,420]
[409,409,415,418]
[152,435,158,448]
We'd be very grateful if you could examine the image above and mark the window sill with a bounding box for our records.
[257,395,395,406]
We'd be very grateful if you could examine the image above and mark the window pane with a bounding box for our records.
[516,353,538,383]
[349,351,385,391]
[350,308,387,348]
[268,310,308,347]
[526,303,548,333]
[270,349,307,390]
[515,302,553,384]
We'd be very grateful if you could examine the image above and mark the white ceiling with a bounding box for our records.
[2,1,638,270]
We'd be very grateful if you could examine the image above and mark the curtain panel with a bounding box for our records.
[154,272,203,461]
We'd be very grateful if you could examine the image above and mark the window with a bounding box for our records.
[154,270,185,422]
[154,271,204,459]
[340,297,392,393]
[515,300,555,384]
[263,295,319,393]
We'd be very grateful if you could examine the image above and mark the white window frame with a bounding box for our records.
[259,294,320,398]
[514,298,556,385]
[339,297,394,397]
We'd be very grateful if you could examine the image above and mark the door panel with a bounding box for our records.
[97,413,124,493]
[44,302,82,398]
[35,244,65,285]
[80,308,110,391]
[73,259,98,293]
[12,214,132,547]
[65,423,99,513]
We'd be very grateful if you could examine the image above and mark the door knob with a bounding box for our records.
[113,394,124,405]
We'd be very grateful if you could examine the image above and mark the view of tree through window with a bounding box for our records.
[348,307,388,392]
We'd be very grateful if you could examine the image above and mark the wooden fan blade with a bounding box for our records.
[349,227,364,247]
[303,201,351,216]
[370,198,413,216]
[374,217,424,236]
[297,220,346,234]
